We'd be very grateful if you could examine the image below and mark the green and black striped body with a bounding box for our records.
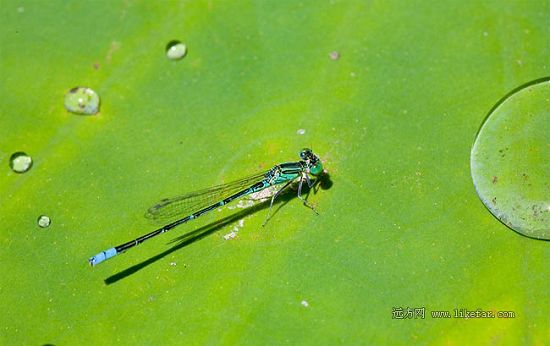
[89,149,323,265]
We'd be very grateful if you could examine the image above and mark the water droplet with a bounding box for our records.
[471,78,550,239]
[37,215,51,228]
[64,87,100,115]
[329,51,340,60]
[9,152,32,173]
[166,40,187,60]
[297,129,306,135]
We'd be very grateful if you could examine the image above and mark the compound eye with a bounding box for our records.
[300,148,312,160]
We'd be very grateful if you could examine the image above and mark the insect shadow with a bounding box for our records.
[104,173,333,285]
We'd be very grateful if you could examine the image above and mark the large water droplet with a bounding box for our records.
[166,40,187,60]
[64,87,100,115]
[37,215,51,228]
[471,78,550,239]
[9,152,33,173]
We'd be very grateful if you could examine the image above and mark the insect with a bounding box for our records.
[88,149,324,266]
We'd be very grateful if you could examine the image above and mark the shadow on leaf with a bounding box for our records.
[104,173,332,285]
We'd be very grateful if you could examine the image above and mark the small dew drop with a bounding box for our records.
[64,87,100,115]
[9,152,32,173]
[297,129,306,135]
[166,40,187,60]
[37,215,51,228]
[329,51,340,60]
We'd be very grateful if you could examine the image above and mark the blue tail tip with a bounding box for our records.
[88,248,117,266]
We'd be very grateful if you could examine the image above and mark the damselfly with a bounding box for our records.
[88,148,323,266]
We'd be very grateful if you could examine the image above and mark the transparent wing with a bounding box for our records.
[145,171,268,222]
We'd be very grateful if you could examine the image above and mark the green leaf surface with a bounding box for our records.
[1,0,549,344]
